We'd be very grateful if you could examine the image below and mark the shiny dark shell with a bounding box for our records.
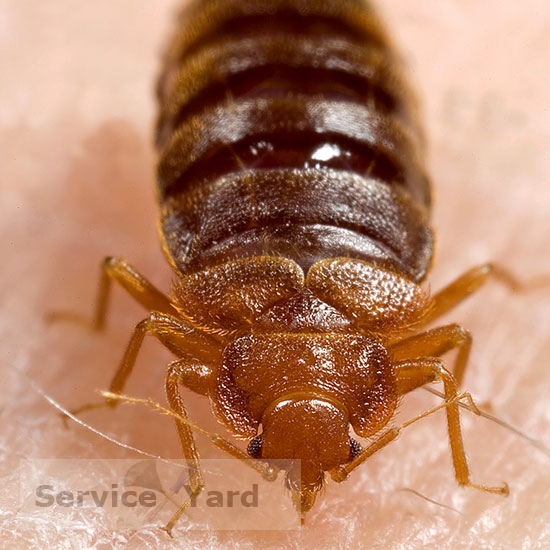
[155,0,433,282]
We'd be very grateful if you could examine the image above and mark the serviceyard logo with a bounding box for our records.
[19,459,300,530]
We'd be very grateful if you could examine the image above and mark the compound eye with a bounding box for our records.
[349,438,362,460]
[247,435,263,458]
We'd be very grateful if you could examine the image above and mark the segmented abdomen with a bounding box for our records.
[156,0,433,282]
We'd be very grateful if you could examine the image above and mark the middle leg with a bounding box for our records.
[389,324,472,386]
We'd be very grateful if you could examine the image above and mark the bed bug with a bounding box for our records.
[73,0,513,533]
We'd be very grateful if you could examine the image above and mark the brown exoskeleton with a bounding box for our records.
[68,0,515,534]
[82,255,509,532]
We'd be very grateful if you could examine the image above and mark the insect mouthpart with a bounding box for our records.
[257,394,352,518]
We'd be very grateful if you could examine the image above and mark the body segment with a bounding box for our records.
[155,0,433,279]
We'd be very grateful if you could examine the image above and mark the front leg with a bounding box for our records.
[393,358,508,495]
[162,359,206,536]
[331,358,508,496]
[68,311,222,535]
[162,358,283,535]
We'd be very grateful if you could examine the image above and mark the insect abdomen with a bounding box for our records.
[156,0,433,282]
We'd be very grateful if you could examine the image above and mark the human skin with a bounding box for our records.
[2,0,550,548]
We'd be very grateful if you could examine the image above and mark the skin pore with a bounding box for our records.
[2,0,550,547]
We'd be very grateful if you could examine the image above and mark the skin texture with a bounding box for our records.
[2,1,550,548]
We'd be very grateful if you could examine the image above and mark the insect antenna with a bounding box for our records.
[100,391,280,481]
[29,378,185,465]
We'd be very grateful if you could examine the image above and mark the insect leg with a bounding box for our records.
[69,311,219,416]
[49,257,178,329]
[92,257,177,329]
[163,359,280,534]
[389,324,471,386]
[163,360,205,536]
[332,357,508,494]
[421,263,519,326]
[161,355,279,484]
[394,358,508,495]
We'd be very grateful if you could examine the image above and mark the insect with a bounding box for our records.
[73,0,515,534]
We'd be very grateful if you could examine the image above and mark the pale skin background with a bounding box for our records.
[1,0,550,548]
